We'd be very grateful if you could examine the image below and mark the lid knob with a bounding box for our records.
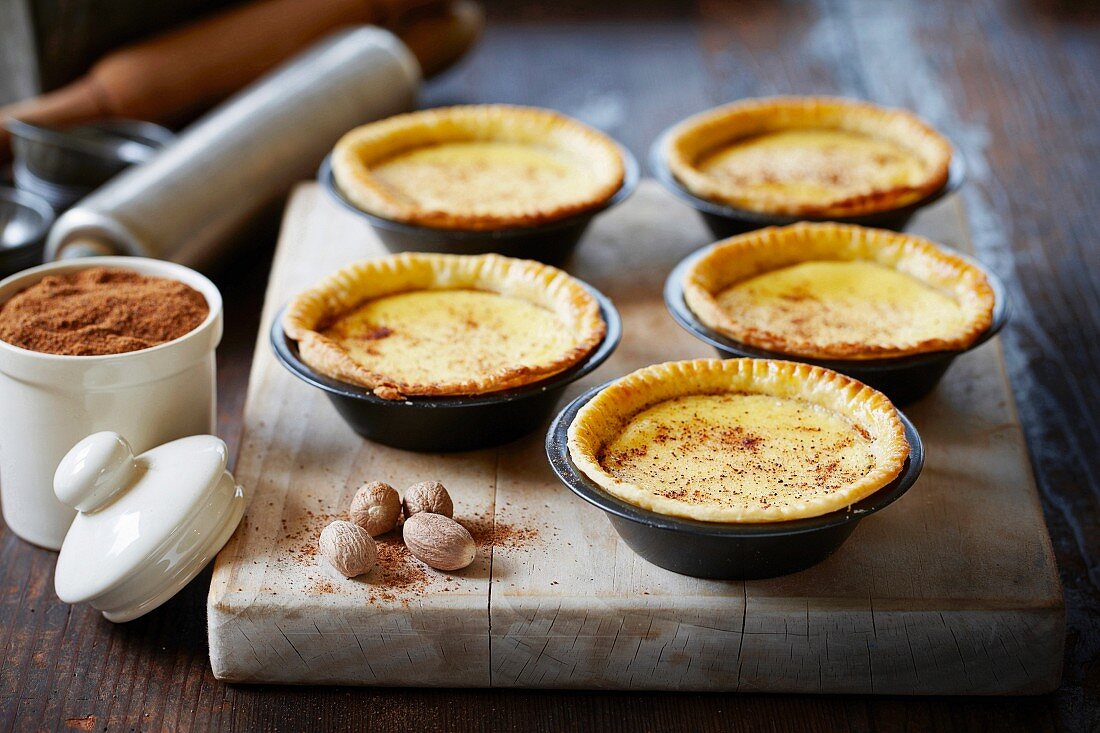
[54,432,137,512]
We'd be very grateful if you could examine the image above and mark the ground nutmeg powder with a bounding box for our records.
[0,267,210,356]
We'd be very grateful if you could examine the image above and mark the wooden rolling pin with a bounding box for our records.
[0,0,482,157]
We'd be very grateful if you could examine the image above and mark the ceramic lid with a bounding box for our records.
[53,432,246,622]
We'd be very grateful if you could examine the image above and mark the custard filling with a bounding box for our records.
[372,142,592,217]
[598,393,876,512]
[715,260,968,351]
[699,129,926,205]
[322,289,577,385]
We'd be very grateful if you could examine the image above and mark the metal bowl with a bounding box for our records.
[663,246,1010,406]
[270,284,622,452]
[7,119,175,211]
[0,188,56,278]
[648,128,966,238]
[317,147,639,267]
[547,381,925,580]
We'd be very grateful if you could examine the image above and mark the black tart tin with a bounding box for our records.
[547,383,925,580]
[270,286,621,453]
[648,130,966,238]
[318,147,639,267]
[664,248,1009,406]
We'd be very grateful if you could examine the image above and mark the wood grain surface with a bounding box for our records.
[208,182,1062,693]
[2,0,1098,730]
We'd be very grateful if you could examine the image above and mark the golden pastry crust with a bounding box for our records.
[567,358,909,523]
[683,223,996,360]
[664,97,952,217]
[332,105,625,230]
[283,253,606,400]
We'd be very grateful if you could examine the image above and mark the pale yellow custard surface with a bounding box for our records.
[598,393,877,515]
[715,260,969,355]
[566,359,909,523]
[282,253,607,399]
[322,289,576,387]
[699,129,926,208]
[331,105,625,229]
[372,142,591,219]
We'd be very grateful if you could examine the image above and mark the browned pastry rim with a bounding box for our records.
[282,253,606,400]
[331,105,625,230]
[664,96,952,217]
[682,222,996,360]
[567,358,910,523]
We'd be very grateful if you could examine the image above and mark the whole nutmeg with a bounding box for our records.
[403,480,453,519]
[402,513,476,571]
[349,481,401,536]
[318,520,377,578]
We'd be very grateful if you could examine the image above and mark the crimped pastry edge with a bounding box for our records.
[664,96,952,217]
[332,104,626,230]
[283,252,607,400]
[566,358,910,523]
[682,222,996,360]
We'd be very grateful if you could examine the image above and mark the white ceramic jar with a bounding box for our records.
[0,257,223,549]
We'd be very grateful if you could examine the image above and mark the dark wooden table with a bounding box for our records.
[4,0,1099,730]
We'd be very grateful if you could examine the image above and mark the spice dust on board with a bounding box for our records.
[281,504,540,605]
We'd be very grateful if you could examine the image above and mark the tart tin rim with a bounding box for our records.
[547,380,925,539]
[317,144,640,239]
[271,282,622,408]
[647,127,966,226]
[663,246,1009,372]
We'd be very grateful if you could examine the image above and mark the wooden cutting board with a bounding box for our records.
[207,181,1064,693]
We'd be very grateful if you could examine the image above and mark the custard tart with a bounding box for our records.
[683,223,995,360]
[567,359,909,523]
[282,253,606,400]
[331,105,625,230]
[664,97,952,217]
